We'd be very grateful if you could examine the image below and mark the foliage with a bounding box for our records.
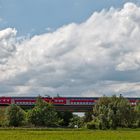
[86,121,96,129]
[27,97,61,127]
[0,107,7,126]
[90,95,138,129]
[6,104,25,127]
[134,103,140,127]
[68,114,84,128]
[1,95,140,129]
[83,112,93,123]
[57,111,73,126]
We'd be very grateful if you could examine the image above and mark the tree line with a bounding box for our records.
[87,95,140,129]
[0,95,140,129]
[0,97,83,127]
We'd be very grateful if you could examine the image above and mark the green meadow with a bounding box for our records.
[0,129,140,140]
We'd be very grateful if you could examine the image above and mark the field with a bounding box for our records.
[0,129,140,140]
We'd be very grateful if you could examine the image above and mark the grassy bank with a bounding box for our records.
[0,129,139,140]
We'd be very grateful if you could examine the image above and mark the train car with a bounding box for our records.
[13,97,53,106]
[12,97,36,106]
[0,97,11,105]
[42,97,53,103]
[52,97,66,105]
[66,97,98,105]
[127,97,140,105]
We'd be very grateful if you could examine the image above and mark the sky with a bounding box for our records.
[0,0,140,97]
[0,0,138,36]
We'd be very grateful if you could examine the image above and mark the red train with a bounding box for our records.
[0,96,139,106]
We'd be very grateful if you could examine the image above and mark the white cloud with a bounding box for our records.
[0,2,140,97]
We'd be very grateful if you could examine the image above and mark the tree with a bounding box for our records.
[57,111,73,126]
[92,95,134,129]
[68,114,84,128]
[134,102,140,127]
[83,112,93,123]
[27,97,60,127]
[0,107,7,126]
[6,104,25,127]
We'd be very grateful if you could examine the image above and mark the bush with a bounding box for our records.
[27,97,61,127]
[6,104,26,127]
[86,121,99,129]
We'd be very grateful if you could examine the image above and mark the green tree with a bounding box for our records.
[83,112,93,123]
[134,102,140,127]
[0,107,7,126]
[69,114,84,128]
[6,104,25,127]
[27,97,60,127]
[57,111,73,126]
[92,95,135,129]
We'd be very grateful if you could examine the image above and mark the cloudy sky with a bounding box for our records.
[0,0,140,97]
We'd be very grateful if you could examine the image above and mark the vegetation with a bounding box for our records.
[27,97,61,127]
[89,95,140,129]
[0,107,7,126]
[68,114,84,128]
[0,95,140,130]
[0,129,140,140]
[6,104,25,127]
[57,111,73,127]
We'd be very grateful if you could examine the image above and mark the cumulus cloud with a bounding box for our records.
[0,2,140,97]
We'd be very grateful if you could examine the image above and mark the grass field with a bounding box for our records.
[0,129,140,140]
